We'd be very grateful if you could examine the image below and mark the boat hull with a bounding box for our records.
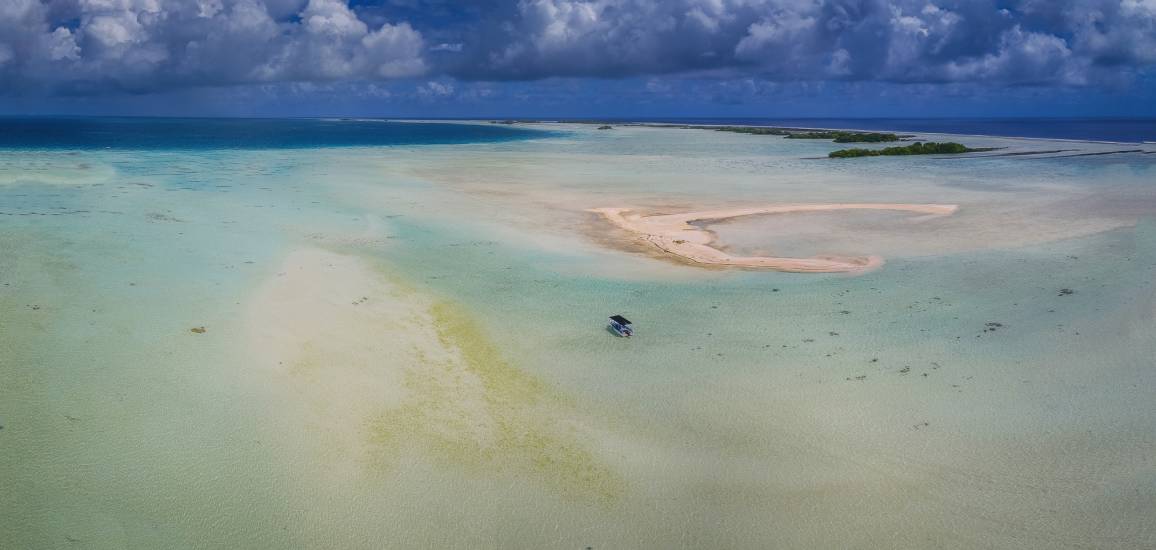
[609,322,632,337]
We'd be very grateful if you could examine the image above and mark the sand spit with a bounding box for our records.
[593,203,959,273]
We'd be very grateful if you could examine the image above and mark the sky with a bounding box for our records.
[1,0,1155,118]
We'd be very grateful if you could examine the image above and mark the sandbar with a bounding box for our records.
[245,247,619,498]
[592,203,959,273]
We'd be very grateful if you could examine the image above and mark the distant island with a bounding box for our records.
[688,125,793,135]
[786,131,900,143]
[488,121,911,144]
[672,125,908,143]
[829,142,997,158]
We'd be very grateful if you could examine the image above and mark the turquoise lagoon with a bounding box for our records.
[2,120,1155,549]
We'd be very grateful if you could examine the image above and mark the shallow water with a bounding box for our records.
[2,122,1155,548]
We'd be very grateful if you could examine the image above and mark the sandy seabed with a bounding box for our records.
[246,247,621,496]
[4,123,1155,549]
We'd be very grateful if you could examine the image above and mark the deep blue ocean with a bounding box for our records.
[0,117,541,150]
[612,117,1156,143]
[1,117,1152,147]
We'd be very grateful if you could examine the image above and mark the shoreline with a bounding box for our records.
[592,203,959,273]
[402,118,1156,146]
[628,122,1154,146]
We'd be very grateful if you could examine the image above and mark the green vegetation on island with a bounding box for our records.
[785,131,900,142]
[489,121,908,144]
[675,125,905,143]
[829,142,995,158]
[688,125,793,136]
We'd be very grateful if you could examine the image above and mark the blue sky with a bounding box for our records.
[2,0,1154,118]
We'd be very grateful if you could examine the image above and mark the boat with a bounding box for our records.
[608,315,633,337]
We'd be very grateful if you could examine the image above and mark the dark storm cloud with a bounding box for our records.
[1,0,1154,95]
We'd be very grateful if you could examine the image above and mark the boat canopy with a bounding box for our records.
[609,315,631,325]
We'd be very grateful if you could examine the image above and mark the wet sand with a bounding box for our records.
[592,204,959,273]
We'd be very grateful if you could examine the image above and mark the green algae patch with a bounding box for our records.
[367,300,623,502]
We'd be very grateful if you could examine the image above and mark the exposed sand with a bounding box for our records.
[592,203,959,273]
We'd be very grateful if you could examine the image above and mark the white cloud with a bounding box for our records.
[84,13,147,49]
[946,26,1083,85]
[417,79,454,98]
[734,11,816,59]
[361,22,426,77]
[302,0,368,38]
[46,28,81,61]
[1,0,1155,95]
[0,0,427,93]
[430,42,464,52]
[452,0,1156,87]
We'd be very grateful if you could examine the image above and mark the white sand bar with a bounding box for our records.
[593,203,959,273]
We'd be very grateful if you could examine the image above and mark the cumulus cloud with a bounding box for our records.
[430,42,464,52]
[416,79,454,98]
[1,0,1154,97]
[449,0,1156,86]
[0,0,426,93]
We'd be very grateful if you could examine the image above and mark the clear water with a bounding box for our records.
[2,121,1154,548]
